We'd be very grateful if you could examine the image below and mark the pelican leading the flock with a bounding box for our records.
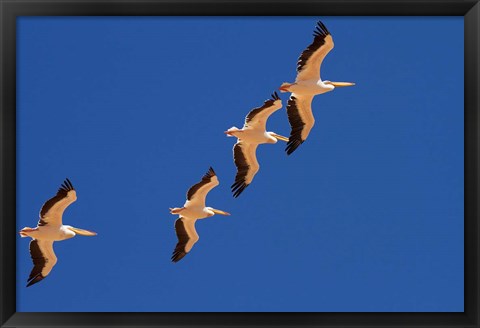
[225,92,289,197]
[19,179,97,287]
[169,167,230,262]
[280,21,355,155]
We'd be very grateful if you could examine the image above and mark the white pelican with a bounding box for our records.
[279,21,355,155]
[19,178,97,287]
[169,167,230,262]
[225,92,289,197]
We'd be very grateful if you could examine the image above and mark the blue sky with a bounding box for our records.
[16,17,463,312]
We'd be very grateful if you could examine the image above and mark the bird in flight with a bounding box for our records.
[169,167,230,262]
[225,92,289,197]
[280,21,355,155]
[19,178,97,287]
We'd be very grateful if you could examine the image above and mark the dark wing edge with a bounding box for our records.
[231,143,250,198]
[26,240,47,287]
[285,96,306,155]
[39,178,75,223]
[186,167,216,201]
[244,91,280,126]
[297,21,331,73]
[171,218,195,263]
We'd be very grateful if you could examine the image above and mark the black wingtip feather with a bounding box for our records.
[232,183,248,198]
[65,178,73,189]
[204,167,216,179]
[171,251,187,263]
[58,178,74,193]
[271,91,280,101]
[231,180,249,198]
[286,139,304,155]
[26,273,44,287]
[313,20,330,38]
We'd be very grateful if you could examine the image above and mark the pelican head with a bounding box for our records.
[279,82,296,93]
[19,227,37,238]
[205,207,231,217]
[224,126,242,138]
[65,225,97,236]
[169,207,184,215]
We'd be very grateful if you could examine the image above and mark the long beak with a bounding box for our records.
[271,133,289,142]
[330,82,355,87]
[211,209,231,216]
[68,226,97,236]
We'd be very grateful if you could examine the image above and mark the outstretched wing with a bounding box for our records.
[285,94,315,155]
[295,21,334,82]
[38,178,77,227]
[171,217,199,263]
[186,167,219,207]
[27,240,57,287]
[243,92,282,131]
[231,141,259,198]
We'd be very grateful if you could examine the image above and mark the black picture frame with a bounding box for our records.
[1,1,478,327]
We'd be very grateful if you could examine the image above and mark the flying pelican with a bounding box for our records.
[225,92,289,197]
[169,167,230,262]
[19,178,97,287]
[279,21,355,155]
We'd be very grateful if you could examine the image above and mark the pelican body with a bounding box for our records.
[170,204,224,220]
[280,79,334,96]
[20,224,76,241]
[19,178,97,287]
[169,167,230,262]
[225,126,280,145]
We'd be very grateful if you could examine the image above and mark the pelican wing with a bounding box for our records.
[171,217,199,263]
[38,178,77,227]
[186,167,219,206]
[243,92,282,131]
[295,21,334,82]
[285,94,315,155]
[27,240,57,287]
[231,142,259,198]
